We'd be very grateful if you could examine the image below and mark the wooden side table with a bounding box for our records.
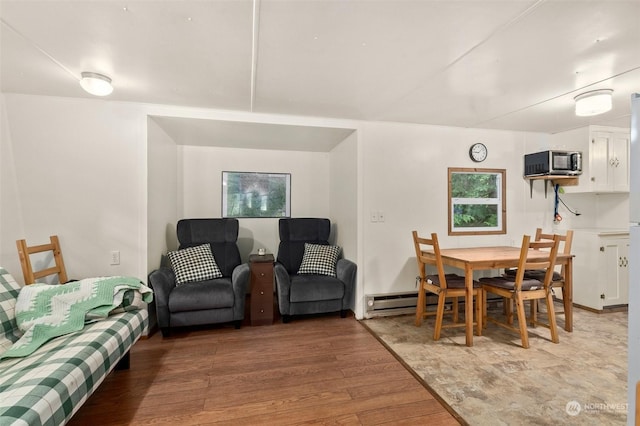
[249,253,274,326]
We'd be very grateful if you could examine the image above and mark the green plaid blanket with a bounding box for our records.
[1,276,152,360]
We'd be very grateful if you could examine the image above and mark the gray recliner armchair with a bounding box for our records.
[148,218,250,336]
[274,218,357,322]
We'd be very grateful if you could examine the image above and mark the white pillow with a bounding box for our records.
[297,243,341,277]
[167,244,223,285]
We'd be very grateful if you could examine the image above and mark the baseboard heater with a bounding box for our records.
[365,292,420,318]
[365,291,476,318]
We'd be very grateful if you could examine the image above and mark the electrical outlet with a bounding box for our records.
[370,210,379,222]
[377,211,385,222]
[110,250,120,265]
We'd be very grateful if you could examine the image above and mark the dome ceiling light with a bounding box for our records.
[79,72,113,96]
[574,89,613,117]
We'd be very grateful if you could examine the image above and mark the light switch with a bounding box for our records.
[110,250,120,265]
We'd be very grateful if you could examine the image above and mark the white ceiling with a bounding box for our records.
[2,0,639,150]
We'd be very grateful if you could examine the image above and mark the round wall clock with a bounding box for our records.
[469,143,488,162]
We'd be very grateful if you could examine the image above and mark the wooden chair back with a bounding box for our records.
[16,235,68,285]
[412,231,447,289]
[514,235,561,291]
[534,227,573,280]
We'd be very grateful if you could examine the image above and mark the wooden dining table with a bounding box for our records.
[422,246,574,347]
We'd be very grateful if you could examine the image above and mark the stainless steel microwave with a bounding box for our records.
[524,150,582,176]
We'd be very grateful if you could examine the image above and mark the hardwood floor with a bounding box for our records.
[70,314,461,425]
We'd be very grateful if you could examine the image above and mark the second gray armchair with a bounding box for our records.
[274,218,357,322]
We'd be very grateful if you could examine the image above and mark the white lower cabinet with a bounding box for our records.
[572,229,629,310]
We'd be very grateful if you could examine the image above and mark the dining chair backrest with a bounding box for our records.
[513,234,561,291]
[412,231,448,289]
[534,228,573,278]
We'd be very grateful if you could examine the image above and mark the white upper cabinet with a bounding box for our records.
[551,125,630,193]
[589,131,630,192]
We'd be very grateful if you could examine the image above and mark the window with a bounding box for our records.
[448,168,506,236]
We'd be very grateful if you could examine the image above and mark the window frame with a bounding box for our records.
[447,167,506,236]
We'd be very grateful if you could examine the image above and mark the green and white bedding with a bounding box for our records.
[3,276,152,359]
[0,268,151,426]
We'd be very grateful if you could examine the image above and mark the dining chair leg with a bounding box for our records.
[475,291,482,336]
[561,284,570,316]
[452,296,459,323]
[545,291,560,344]
[530,300,537,327]
[433,293,446,340]
[505,299,514,326]
[514,294,530,349]
[482,290,488,329]
[415,286,426,326]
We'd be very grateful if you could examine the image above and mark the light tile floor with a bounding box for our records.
[363,303,628,425]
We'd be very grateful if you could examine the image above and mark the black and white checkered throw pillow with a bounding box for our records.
[297,243,341,277]
[167,244,223,285]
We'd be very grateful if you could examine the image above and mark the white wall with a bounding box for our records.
[359,121,550,313]
[179,145,331,261]
[329,131,360,310]
[0,94,148,283]
[329,132,358,260]
[0,95,24,277]
[147,117,179,271]
[0,93,356,282]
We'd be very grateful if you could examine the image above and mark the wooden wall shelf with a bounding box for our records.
[524,175,579,198]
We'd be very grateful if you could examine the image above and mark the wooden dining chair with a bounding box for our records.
[16,235,68,285]
[505,228,573,326]
[480,234,561,349]
[412,231,482,340]
[527,228,573,321]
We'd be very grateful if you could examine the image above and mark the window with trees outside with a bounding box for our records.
[448,168,506,236]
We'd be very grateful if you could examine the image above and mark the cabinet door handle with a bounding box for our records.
[260,291,264,295]
[619,257,623,267]
[260,273,265,277]
[260,309,264,313]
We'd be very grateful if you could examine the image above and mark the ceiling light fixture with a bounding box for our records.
[79,72,113,96]
[574,89,613,117]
